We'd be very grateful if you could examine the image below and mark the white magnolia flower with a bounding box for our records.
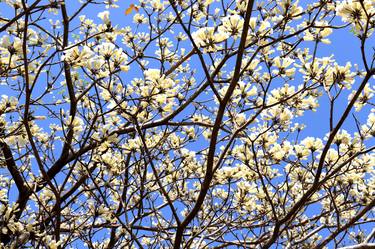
[98,10,110,24]
[219,14,244,38]
[192,27,228,52]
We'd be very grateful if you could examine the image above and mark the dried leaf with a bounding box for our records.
[125,4,139,15]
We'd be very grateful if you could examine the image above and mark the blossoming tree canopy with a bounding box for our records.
[0,0,375,248]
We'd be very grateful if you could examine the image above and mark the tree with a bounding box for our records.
[0,0,374,248]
